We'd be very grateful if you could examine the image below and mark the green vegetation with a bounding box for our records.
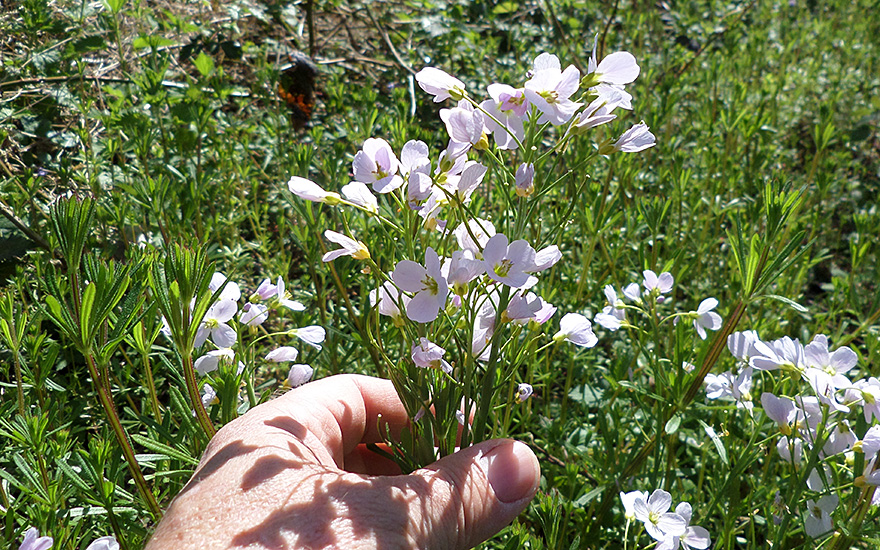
[1,0,879,548]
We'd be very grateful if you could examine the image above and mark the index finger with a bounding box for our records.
[253,374,411,468]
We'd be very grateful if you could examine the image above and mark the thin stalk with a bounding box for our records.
[84,353,162,519]
[182,351,216,439]
[142,351,162,423]
[12,348,25,417]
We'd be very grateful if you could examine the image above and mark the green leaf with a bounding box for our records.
[103,0,126,14]
[79,280,96,341]
[193,51,214,77]
[760,293,809,313]
[698,419,728,464]
[130,434,199,465]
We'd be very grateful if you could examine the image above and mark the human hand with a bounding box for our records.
[146,374,540,549]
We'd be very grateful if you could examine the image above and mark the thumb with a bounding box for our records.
[395,439,540,550]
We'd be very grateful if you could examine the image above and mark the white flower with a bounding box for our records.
[693,298,722,340]
[656,502,711,550]
[454,218,496,254]
[265,347,299,362]
[392,247,449,323]
[285,364,314,388]
[287,176,341,204]
[275,277,306,312]
[201,383,217,407]
[633,489,687,541]
[595,285,626,331]
[482,233,537,288]
[554,313,598,348]
[18,528,53,550]
[620,490,649,521]
[515,383,533,403]
[804,494,838,538]
[440,101,485,149]
[322,230,370,262]
[727,330,761,362]
[341,181,379,213]
[194,348,234,375]
[480,84,527,150]
[523,53,583,125]
[209,272,241,302]
[353,138,403,193]
[587,35,641,86]
[238,303,269,326]
[290,325,326,350]
[804,334,857,390]
[369,281,411,322]
[195,299,238,348]
[415,67,466,102]
[705,367,753,409]
[601,121,656,154]
[643,270,674,295]
[411,337,452,374]
[750,336,805,372]
[85,536,119,550]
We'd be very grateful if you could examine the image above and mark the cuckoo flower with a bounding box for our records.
[322,230,370,262]
[482,233,536,288]
[480,84,527,150]
[353,138,403,193]
[554,313,598,348]
[411,337,453,374]
[287,176,341,204]
[524,53,582,125]
[392,247,449,323]
[415,67,466,102]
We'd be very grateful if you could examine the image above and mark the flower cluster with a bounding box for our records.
[705,328,880,537]
[17,529,118,550]
[162,271,324,410]
[282,44,657,462]
[620,489,710,549]
[593,270,723,342]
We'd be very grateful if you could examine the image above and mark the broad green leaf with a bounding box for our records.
[193,52,214,77]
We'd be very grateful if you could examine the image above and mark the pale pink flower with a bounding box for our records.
[392,247,449,323]
[554,313,598,348]
[693,298,722,340]
[287,176,341,203]
[411,337,452,374]
[289,325,326,349]
[195,299,237,348]
[18,528,53,550]
[322,230,370,262]
[633,489,687,541]
[480,84,527,149]
[515,162,535,196]
[194,348,234,375]
[285,364,314,388]
[601,121,656,153]
[804,495,838,538]
[415,67,466,102]
[515,383,533,403]
[587,35,641,86]
[341,181,378,213]
[524,53,582,125]
[353,138,403,193]
[369,281,411,322]
[265,346,299,362]
[454,218,496,254]
[482,233,537,288]
[85,536,119,550]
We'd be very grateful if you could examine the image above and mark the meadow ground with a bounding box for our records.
[1,0,879,548]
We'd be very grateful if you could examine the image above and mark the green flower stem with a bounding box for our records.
[472,286,511,443]
[182,351,216,439]
[84,352,162,520]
